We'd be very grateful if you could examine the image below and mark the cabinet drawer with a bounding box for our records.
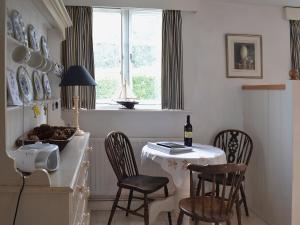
[73,192,90,225]
[71,147,91,225]
[82,212,90,225]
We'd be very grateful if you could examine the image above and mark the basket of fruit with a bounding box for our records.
[16,124,77,151]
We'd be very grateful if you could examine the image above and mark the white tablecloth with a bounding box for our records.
[141,143,227,187]
[141,142,227,225]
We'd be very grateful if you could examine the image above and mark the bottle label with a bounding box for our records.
[184,131,192,138]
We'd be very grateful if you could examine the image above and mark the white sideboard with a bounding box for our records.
[0,133,91,225]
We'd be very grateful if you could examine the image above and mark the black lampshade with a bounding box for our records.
[60,65,97,86]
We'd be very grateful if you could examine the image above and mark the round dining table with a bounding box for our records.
[141,142,227,225]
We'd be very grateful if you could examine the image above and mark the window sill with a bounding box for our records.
[62,105,189,113]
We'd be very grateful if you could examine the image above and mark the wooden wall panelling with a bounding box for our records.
[242,83,293,225]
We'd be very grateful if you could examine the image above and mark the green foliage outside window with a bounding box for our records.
[131,45,156,68]
[96,79,119,99]
[96,75,157,100]
[132,76,156,100]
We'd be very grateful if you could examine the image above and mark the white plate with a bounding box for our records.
[7,9,14,38]
[17,66,33,103]
[40,36,49,58]
[42,73,51,99]
[28,24,39,51]
[7,68,22,106]
[32,70,44,100]
[11,10,27,45]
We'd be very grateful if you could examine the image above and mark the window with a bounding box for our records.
[93,8,162,108]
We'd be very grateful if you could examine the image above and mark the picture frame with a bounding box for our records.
[226,34,263,79]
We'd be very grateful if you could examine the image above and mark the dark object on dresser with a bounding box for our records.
[104,131,172,225]
[16,124,76,151]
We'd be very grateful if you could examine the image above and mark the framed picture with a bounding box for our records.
[226,34,263,78]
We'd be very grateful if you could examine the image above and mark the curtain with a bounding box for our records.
[290,20,300,74]
[161,10,183,110]
[61,6,96,109]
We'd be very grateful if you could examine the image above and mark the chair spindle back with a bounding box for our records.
[188,163,247,219]
[214,130,253,165]
[105,131,139,181]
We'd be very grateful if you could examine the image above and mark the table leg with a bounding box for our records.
[148,195,175,225]
[174,175,191,225]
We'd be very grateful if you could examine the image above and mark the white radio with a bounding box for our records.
[14,143,60,173]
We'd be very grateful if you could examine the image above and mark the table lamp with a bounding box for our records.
[60,65,96,136]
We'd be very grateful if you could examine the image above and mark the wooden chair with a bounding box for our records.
[197,129,253,217]
[177,163,247,225]
[105,131,172,225]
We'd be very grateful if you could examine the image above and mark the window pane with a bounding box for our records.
[93,9,122,102]
[130,10,162,104]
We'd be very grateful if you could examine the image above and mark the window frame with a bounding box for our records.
[93,8,162,109]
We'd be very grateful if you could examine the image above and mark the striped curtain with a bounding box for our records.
[290,20,300,73]
[161,10,183,110]
[61,6,96,109]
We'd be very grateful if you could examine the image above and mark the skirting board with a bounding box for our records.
[88,195,171,211]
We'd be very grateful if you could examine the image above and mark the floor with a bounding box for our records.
[91,210,268,225]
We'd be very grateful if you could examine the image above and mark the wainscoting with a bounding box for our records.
[89,137,180,200]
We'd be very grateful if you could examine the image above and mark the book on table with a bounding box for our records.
[147,142,192,154]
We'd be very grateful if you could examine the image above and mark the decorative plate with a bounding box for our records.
[11,10,27,45]
[7,68,22,106]
[40,36,49,58]
[42,73,51,99]
[7,9,14,38]
[17,66,33,103]
[32,70,43,100]
[28,24,39,50]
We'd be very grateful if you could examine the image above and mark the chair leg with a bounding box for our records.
[108,187,122,225]
[164,185,172,225]
[126,189,133,216]
[196,178,201,196]
[144,194,149,225]
[216,183,220,197]
[177,211,184,225]
[240,184,249,217]
[236,198,242,225]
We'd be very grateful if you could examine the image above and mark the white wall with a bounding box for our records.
[63,0,200,11]
[62,0,290,143]
[62,0,291,223]
[243,85,293,225]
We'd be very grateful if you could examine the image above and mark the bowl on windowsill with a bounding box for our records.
[116,100,139,109]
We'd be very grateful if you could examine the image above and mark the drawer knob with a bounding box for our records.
[82,161,90,168]
[77,185,84,193]
[83,212,90,224]
[84,187,90,198]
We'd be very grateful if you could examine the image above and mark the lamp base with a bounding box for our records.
[75,128,85,136]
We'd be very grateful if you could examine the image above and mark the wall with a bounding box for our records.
[62,0,291,222]
[243,84,293,225]
[63,0,200,11]
[62,0,290,142]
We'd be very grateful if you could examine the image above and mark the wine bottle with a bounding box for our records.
[184,115,192,146]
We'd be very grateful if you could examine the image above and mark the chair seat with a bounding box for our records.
[179,196,231,222]
[119,175,169,194]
